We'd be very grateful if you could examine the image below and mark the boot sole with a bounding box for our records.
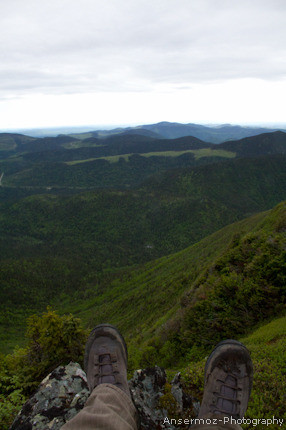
[204,339,253,393]
[84,323,128,375]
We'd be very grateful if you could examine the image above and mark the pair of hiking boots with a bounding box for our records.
[84,324,253,422]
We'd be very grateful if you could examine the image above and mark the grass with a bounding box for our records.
[67,132,94,141]
[53,201,285,373]
[181,316,286,429]
[63,140,105,149]
[0,137,17,151]
[0,205,269,355]
[142,148,236,160]
[0,201,284,428]
[65,148,236,165]
[58,209,268,345]
[241,316,286,429]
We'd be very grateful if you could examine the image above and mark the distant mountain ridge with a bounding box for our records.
[0,130,285,191]
[69,121,285,143]
[3,121,285,143]
[140,121,284,143]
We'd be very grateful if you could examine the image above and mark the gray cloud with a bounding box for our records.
[0,0,286,98]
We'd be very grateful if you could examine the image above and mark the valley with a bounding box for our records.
[0,122,285,429]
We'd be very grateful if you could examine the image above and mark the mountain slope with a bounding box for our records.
[0,201,285,429]
[220,130,286,156]
[0,201,271,353]
[1,139,286,356]
[1,155,286,266]
[62,207,270,332]
[141,121,283,142]
[1,131,284,191]
[18,134,210,163]
[0,129,285,197]
[70,122,285,143]
[57,200,285,370]
[143,154,286,213]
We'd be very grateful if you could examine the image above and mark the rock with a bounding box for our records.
[171,372,193,413]
[129,366,175,429]
[9,363,89,430]
[10,363,197,430]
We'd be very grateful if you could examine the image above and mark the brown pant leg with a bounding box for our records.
[61,383,138,430]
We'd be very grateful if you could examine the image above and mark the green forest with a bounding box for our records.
[0,128,285,429]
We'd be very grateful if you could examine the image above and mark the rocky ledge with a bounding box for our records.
[10,362,198,430]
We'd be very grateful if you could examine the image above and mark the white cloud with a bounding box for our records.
[0,0,285,128]
[1,78,285,129]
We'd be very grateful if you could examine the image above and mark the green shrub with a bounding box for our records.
[0,308,88,429]
[177,231,286,356]
[0,389,25,430]
[23,307,88,386]
[0,354,25,430]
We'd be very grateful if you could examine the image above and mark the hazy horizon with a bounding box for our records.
[1,120,286,138]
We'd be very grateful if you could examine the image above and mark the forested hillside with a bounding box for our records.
[0,133,286,353]
[0,202,285,429]
[0,155,285,288]
[0,130,286,190]
[54,201,285,370]
[0,127,285,429]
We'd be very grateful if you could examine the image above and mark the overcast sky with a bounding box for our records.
[0,0,286,130]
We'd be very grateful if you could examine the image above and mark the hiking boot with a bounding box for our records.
[84,324,130,398]
[198,339,253,420]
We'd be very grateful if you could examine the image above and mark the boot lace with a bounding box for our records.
[211,373,241,419]
[98,353,116,384]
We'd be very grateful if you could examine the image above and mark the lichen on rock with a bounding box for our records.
[9,362,89,430]
[10,363,196,430]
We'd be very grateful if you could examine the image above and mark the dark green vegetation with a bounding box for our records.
[0,126,285,428]
[0,155,285,353]
[0,129,285,353]
[56,201,285,370]
[220,129,286,157]
[0,128,285,190]
[0,309,88,428]
[0,133,225,189]
[0,133,35,152]
[0,203,285,429]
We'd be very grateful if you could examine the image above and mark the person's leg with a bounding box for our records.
[191,340,253,430]
[61,324,138,430]
[62,383,137,430]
